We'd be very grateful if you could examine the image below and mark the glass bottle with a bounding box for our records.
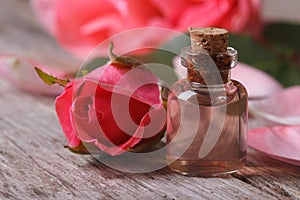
[166,28,248,176]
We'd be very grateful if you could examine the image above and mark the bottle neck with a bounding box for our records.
[181,46,237,86]
[187,68,231,86]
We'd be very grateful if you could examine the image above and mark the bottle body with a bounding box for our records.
[166,79,248,176]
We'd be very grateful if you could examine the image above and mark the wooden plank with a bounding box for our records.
[0,0,299,199]
[1,78,299,199]
[0,80,274,199]
[234,150,300,200]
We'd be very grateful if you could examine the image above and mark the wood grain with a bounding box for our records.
[0,0,299,199]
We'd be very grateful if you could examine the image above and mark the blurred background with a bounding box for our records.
[263,0,300,22]
[0,0,300,90]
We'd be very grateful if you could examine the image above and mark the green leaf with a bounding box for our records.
[264,23,300,54]
[229,33,300,86]
[79,57,109,77]
[135,33,190,67]
[229,34,281,73]
[35,67,69,87]
[263,23,300,86]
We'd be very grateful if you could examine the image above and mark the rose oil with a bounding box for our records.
[166,28,248,176]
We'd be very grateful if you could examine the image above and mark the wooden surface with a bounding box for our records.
[0,0,300,199]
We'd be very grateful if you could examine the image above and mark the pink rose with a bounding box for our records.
[31,0,261,57]
[55,61,166,156]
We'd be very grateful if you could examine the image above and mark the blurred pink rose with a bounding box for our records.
[31,0,261,57]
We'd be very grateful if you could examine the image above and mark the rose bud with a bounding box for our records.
[48,43,166,156]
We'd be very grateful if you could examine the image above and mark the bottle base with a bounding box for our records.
[168,158,246,177]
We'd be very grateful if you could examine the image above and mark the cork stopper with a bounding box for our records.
[182,27,236,85]
[189,27,228,54]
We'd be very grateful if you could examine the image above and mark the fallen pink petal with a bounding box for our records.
[248,125,300,166]
[231,62,283,98]
[0,55,66,96]
[249,86,300,125]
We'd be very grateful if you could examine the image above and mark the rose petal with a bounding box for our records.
[248,125,300,166]
[31,0,261,57]
[231,62,283,98]
[89,103,165,156]
[72,95,117,146]
[73,93,165,156]
[248,86,300,125]
[56,83,81,147]
[125,0,161,27]
[150,0,186,23]
[84,64,161,106]
[0,55,64,96]
[178,1,228,31]
[94,89,150,145]
[55,0,120,57]
[71,77,166,156]
[140,104,166,139]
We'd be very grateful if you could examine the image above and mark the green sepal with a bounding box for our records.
[35,67,69,87]
[160,86,169,110]
[108,42,143,67]
[64,142,103,155]
[127,130,166,153]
